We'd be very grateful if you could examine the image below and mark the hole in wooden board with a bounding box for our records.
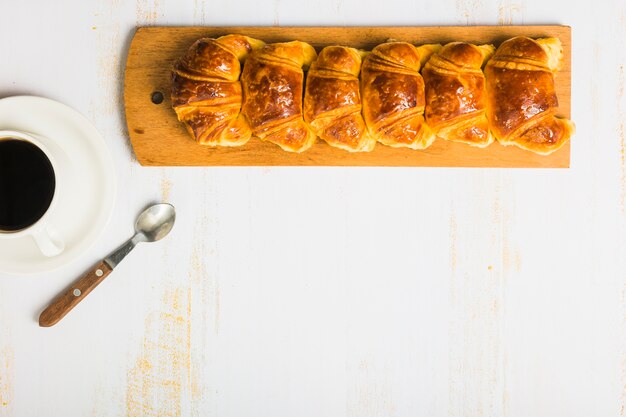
[151,91,164,104]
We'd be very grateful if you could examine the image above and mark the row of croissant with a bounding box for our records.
[171,35,574,155]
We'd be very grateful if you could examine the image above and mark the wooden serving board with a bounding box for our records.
[124,26,571,167]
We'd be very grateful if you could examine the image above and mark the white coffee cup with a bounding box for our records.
[0,130,66,256]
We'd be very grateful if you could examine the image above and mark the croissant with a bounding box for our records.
[303,46,375,152]
[484,36,575,155]
[171,35,265,146]
[241,41,318,153]
[423,42,495,147]
[361,42,441,149]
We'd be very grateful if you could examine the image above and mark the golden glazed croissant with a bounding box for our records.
[171,35,265,146]
[423,42,495,147]
[241,41,318,153]
[361,42,441,149]
[171,34,574,157]
[303,46,375,152]
[484,36,575,155]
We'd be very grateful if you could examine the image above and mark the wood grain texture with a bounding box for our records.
[124,25,571,167]
[38,261,113,327]
[0,346,12,416]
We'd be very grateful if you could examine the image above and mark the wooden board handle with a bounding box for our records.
[39,261,113,327]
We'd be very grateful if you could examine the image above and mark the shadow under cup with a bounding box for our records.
[0,137,56,233]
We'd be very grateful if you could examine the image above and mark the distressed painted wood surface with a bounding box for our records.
[124,25,571,167]
[0,0,625,416]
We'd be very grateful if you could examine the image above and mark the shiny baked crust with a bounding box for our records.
[303,46,375,152]
[361,42,440,149]
[484,36,575,155]
[423,42,495,147]
[171,35,265,146]
[241,41,318,153]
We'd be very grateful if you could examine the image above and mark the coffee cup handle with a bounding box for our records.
[32,226,65,257]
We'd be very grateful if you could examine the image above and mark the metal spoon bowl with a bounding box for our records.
[135,203,176,242]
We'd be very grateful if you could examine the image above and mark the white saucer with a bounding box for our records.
[0,96,116,275]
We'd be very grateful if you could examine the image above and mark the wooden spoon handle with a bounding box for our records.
[39,261,113,327]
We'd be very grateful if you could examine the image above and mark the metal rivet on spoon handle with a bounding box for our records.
[38,203,176,327]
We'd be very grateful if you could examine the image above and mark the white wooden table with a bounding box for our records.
[1,1,624,416]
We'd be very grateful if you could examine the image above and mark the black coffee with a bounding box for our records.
[0,139,56,231]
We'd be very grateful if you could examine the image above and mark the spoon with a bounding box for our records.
[39,203,176,327]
